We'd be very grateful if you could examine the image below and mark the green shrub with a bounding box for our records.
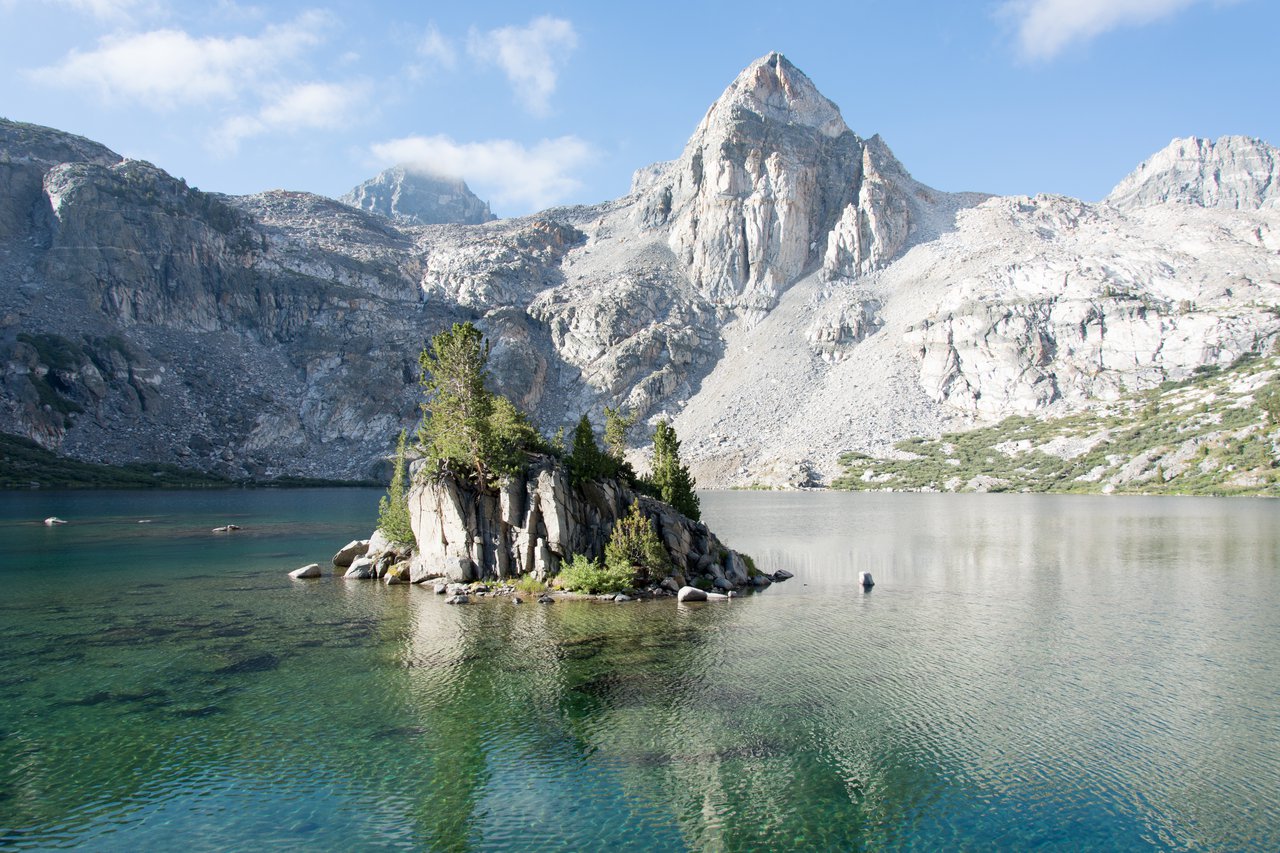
[557,553,632,595]
[514,574,547,595]
[605,502,671,587]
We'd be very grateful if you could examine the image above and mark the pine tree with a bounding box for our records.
[567,414,607,483]
[652,419,700,521]
[377,429,415,546]
[418,322,493,483]
[603,405,635,461]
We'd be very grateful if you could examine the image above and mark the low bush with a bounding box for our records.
[557,553,632,595]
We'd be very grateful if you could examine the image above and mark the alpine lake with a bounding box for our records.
[1,488,1277,851]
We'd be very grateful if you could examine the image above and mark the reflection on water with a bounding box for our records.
[0,489,1277,849]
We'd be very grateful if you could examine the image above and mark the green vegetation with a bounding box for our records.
[603,406,635,460]
[558,502,672,593]
[376,429,416,546]
[567,414,611,484]
[833,354,1280,497]
[557,552,633,595]
[604,501,671,587]
[650,420,700,520]
[417,322,541,486]
[514,574,547,595]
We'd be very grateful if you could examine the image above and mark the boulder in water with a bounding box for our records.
[332,539,370,568]
[343,557,376,579]
[289,563,322,579]
[677,586,708,602]
[859,571,875,588]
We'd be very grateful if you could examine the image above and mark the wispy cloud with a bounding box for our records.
[51,0,157,22]
[28,11,331,108]
[419,22,456,69]
[369,134,594,212]
[467,16,577,116]
[216,79,371,153]
[1002,0,1234,60]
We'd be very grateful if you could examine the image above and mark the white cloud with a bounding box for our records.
[467,16,577,116]
[1002,0,1233,60]
[419,22,456,68]
[216,79,371,152]
[28,12,331,108]
[369,134,594,212]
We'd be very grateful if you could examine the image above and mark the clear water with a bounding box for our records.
[1,489,1277,851]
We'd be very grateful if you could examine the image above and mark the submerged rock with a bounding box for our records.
[444,594,469,605]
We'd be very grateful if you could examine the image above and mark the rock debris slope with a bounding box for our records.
[2,53,1279,487]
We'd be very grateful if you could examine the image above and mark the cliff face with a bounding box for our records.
[407,455,750,586]
[3,60,1279,488]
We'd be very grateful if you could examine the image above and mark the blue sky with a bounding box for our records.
[1,0,1276,217]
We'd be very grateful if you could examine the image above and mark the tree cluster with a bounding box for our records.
[417,322,541,487]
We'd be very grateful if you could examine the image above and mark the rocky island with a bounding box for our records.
[305,322,778,602]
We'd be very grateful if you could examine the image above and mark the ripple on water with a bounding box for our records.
[1,490,1279,850]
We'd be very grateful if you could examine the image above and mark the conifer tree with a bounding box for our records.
[652,419,700,521]
[377,429,415,546]
[603,405,635,461]
[417,321,540,486]
[567,414,607,483]
[419,322,492,482]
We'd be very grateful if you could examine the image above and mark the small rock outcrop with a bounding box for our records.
[332,539,370,568]
[407,455,752,588]
[340,166,496,226]
[289,563,322,579]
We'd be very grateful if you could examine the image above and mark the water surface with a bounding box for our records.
[1,489,1277,850]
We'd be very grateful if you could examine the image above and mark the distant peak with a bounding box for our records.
[705,52,849,139]
[1107,135,1280,211]
[340,165,495,226]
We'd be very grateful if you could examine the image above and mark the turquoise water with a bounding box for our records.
[1,489,1278,850]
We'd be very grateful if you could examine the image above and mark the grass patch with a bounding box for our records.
[834,356,1280,498]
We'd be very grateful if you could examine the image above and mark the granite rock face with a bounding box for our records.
[407,455,749,586]
[640,53,981,312]
[1106,136,1280,211]
[3,58,1279,489]
[340,165,496,226]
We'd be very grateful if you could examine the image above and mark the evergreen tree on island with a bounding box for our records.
[651,419,700,521]
[417,321,539,487]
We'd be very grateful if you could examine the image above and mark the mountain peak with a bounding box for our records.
[704,52,849,139]
[340,165,496,226]
[1107,135,1280,211]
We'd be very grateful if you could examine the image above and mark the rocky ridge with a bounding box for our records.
[2,55,1279,487]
